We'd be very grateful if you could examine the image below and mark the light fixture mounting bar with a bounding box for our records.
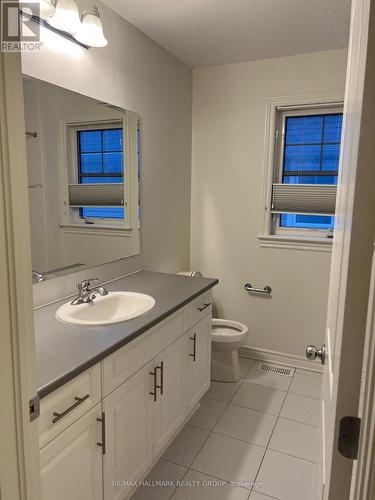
[25,12,89,49]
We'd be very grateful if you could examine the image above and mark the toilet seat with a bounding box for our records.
[211,318,248,343]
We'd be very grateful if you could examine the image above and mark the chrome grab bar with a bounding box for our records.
[244,283,272,295]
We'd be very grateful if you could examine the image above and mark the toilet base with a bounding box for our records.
[211,346,241,383]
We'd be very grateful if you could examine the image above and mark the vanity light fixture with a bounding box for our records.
[48,0,81,35]
[26,1,108,49]
[75,7,108,47]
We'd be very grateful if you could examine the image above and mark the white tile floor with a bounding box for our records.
[132,359,322,500]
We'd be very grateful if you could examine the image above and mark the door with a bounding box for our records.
[103,361,154,500]
[187,315,212,409]
[0,53,41,499]
[313,1,375,498]
[40,404,103,500]
[154,334,187,454]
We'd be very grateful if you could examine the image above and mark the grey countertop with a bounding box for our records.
[34,271,218,399]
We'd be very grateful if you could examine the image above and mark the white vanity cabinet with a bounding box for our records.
[39,290,213,500]
[186,314,212,409]
[103,361,155,500]
[102,316,211,500]
[40,404,103,500]
[153,333,188,454]
[102,333,189,500]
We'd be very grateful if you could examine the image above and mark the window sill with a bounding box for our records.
[258,234,333,252]
[60,224,132,237]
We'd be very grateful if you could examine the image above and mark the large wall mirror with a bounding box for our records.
[23,77,140,283]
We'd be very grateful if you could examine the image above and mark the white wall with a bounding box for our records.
[22,0,192,274]
[191,49,348,360]
[24,80,49,272]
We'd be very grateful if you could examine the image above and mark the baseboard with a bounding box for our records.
[239,346,323,374]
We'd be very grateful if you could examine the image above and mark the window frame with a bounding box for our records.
[68,120,126,226]
[57,110,140,237]
[272,104,343,238]
[56,108,142,238]
[258,92,345,251]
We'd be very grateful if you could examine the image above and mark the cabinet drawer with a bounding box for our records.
[188,291,212,329]
[39,364,101,448]
[102,308,185,397]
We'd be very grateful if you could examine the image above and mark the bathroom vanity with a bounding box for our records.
[34,271,218,500]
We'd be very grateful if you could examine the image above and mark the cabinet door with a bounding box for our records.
[154,334,188,454]
[103,361,154,500]
[40,404,103,500]
[187,315,212,409]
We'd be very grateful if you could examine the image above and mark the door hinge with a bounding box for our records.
[338,416,361,459]
[29,395,40,422]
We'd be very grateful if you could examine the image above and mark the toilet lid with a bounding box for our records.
[212,319,249,343]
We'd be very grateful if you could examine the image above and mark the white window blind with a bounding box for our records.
[271,183,337,215]
[68,183,125,207]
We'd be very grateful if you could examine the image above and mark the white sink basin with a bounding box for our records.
[55,291,156,326]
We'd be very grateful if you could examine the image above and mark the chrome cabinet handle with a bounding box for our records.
[97,412,106,455]
[156,361,164,395]
[189,333,197,362]
[149,368,158,402]
[197,302,211,312]
[52,394,90,423]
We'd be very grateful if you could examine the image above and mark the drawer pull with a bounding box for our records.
[52,394,90,423]
[97,412,106,455]
[156,361,164,395]
[189,333,197,362]
[197,302,211,312]
[149,368,158,402]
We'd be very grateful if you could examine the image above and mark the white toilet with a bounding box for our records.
[211,318,249,382]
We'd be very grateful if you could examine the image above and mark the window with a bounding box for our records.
[271,105,343,237]
[64,119,128,228]
[61,111,140,236]
[77,127,124,220]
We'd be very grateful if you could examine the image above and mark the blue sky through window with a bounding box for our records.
[280,113,342,229]
[77,128,124,219]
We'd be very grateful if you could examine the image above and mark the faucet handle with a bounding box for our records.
[77,278,98,290]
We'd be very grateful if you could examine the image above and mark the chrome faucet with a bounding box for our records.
[71,279,108,305]
[32,270,44,283]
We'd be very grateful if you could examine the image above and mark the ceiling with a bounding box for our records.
[101,0,351,68]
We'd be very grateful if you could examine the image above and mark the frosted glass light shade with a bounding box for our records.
[48,0,81,34]
[39,0,56,18]
[75,8,107,47]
